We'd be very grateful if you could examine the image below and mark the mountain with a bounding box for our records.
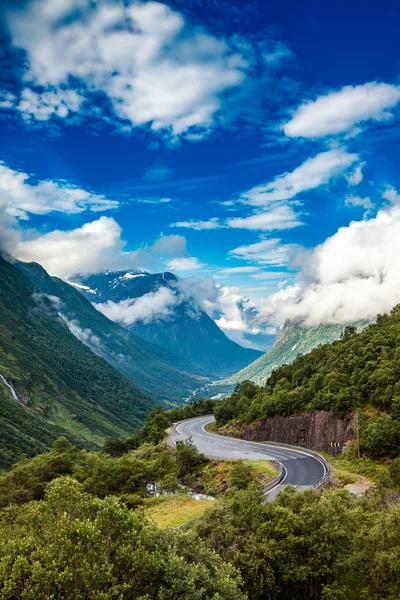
[0,256,156,469]
[16,261,208,405]
[73,270,262,378]
[226,321,348,386]
[198,320,369,398]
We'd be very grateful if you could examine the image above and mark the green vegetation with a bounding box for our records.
[194,485,400,600]
[17,260,208,405]
[0,257,155,469]
[223,320,352,387]
[0,477,244,599]
[145,495,214,529]
[1,437,400,599]
[214,310,400,457]
[104,399,215,455]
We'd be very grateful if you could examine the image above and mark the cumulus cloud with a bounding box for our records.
[382,186,400,205]
[96,286,179,326]
[0,161,118,220]
[15,217,128,277]
[259,202,400,326]
[283,82,400,138]
[4,0,249,139]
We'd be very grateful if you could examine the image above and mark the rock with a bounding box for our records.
[220,410,355,453]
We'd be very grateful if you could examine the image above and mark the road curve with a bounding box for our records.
[173,415,326,499]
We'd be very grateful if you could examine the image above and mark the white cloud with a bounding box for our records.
[263,41,294,66]
[17,87,84,122]
[229,238,300,266]
[283,82,400,138]
[11,214,202,279]
[382,186,400,205]
[346,163,364,186]
[15,216,128,277]
[344,195,374,212]
[166,257,204,271]
[171,218,222,230]
[239,149,358,206]
[0,161,118,220]
[96,286,179,326]
[134,197,172,205]
[226,205,303,231]
[261,203,400,326]
[5,0,249,139]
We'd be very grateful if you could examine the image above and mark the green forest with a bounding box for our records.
[0,431,400,599]
[213,308,400,458]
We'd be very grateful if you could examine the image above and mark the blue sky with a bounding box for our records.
[1,0,400,347]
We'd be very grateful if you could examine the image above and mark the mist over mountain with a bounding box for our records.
[73,270,263,378]
[0,256,155,468]
[16,261,208,405]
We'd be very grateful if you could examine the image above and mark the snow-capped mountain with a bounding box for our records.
[73,270,262,378]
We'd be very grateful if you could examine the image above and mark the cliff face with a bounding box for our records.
[220,411,355,453]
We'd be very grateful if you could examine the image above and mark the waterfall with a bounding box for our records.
[0,373,20,403]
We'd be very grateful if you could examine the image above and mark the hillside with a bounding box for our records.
[226,321,348,385]
[213,309,400,458]
[0,257,155,469]
[16,261,208,405]
[74,270,262,378]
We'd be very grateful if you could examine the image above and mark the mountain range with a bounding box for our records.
[0,256,156,469]
[16,261,208,406]
[73,270,262,378]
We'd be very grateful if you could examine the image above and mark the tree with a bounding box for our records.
[0,477,246,599]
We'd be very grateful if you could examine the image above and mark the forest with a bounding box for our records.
[213,307,400,458]
[0,432,400,599]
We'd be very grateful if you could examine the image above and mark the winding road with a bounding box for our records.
[171,415,327,499]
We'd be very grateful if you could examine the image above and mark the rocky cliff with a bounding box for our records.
[219,410,355,453]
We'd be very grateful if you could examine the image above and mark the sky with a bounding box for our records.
[1,0,400,349]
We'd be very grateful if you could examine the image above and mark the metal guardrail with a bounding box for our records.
[258,439,331,489]
[262,460,285,495]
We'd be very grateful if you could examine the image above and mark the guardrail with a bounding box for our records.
[262,460,285,495]
[259,439,331,489]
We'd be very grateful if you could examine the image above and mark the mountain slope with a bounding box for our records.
[74,270,262,378]
[199,321,366,398]
[16,261,208,405]
[0,257,155,469]
[227,321,348,386]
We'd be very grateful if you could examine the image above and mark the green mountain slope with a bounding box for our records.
[227,321,348,385]
[75,270,262,378]
[16,261,208,404]
[0,257,155,469]
[214,309,400,457]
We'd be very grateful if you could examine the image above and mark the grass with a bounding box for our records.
[242,459,277,482]
[205,421,218,434]
[144,495,214,529]
[321,451,390,487]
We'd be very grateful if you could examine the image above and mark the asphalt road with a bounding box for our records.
[173,415,326,499]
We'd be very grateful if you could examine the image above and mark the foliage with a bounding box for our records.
[195,485,400,600]
[214,306,400,457]
[0,257,154,469]
[17,260,208,405]
[0,437,205,509]
[0,477,245,599]
[104,399,215,456]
